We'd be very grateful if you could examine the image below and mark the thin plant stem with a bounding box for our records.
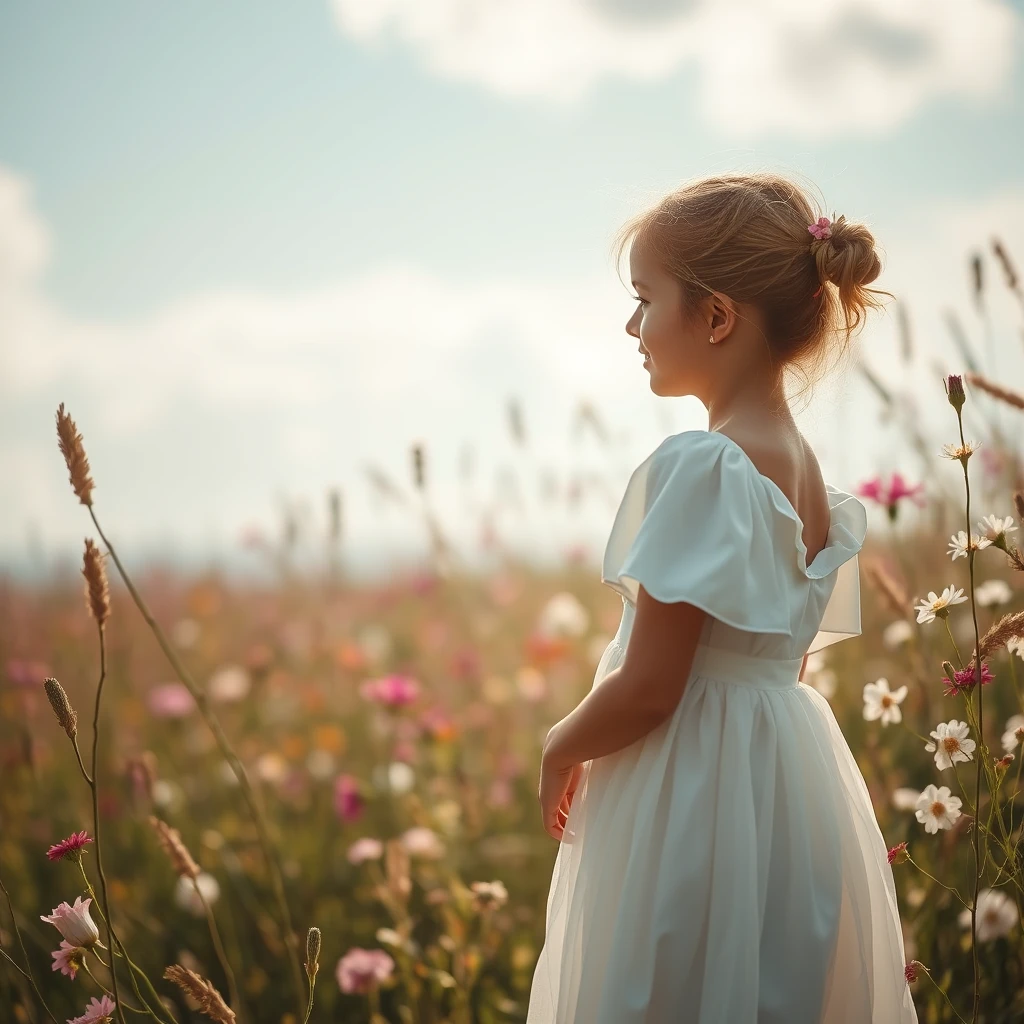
[193,878,244,1022]
[83,960,151,1017]
[87,507,306,1014]
[88,625,127,1024]
[0,867,60,1024]
[906,856,970,909]
[77,863,177,1024]
[921,964,970,1024]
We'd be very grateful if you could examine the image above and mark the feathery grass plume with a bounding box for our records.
[507,398,526,447]
[364,464,410,508]
[163,965,236,1024]
[863,558,910,619]
[82,538,110,628]
[411,442,426,491]
[970,252,983,312]
[963,371,1024,411]
[854,358,894,407]
[148,817,200,879]
[43,677,78,739]
[992,237,1020,293]
[970,610,1024,663]
[327,489,342,542]
[573,399,609,446]
[304,926,321,982]
[55,403,95,506]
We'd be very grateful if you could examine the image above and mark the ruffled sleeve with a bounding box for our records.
[600,430,797,635]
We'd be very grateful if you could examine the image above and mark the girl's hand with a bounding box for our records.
[538,755,583,842]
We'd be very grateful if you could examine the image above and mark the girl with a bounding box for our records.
[527,173,918,1023]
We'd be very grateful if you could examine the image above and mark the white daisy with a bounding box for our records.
[892,787,922,811]
[947,531,992,560]
[915,784,963,833]
[914,586,968,624]
[975,579,1013,607]
[1001,714,1024,754]
[1008,637,1024,661]
[924,720,975,770]
[957,887,1020,941]
[862,678,908,726]
[978,514,1018,543]
[882,620,915,649]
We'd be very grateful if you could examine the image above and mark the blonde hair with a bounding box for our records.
[611,172,893,402]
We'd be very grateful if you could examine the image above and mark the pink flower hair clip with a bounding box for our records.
[808,216,832,241]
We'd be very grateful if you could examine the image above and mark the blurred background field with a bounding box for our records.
[4,2,1024,1021]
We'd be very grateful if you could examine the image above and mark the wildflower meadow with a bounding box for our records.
[4,244,1024,1022]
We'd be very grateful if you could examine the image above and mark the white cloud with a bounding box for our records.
[328,0,1018,139]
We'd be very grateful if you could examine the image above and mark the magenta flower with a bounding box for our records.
[856,472,927,522]
[47,830,94,863]
[40,896,100,948]
[943,661,995,697]
[51,939,85,979]
[336,947,395,994]
[68,994,116,1024]
[334,773,364,823]
[359,674,420,708]
[886,842,909,866]
[147,682,196,718]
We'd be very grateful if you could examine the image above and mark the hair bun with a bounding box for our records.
[813,214,881,290]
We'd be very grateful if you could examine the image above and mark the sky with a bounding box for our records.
[3,0,1024,580]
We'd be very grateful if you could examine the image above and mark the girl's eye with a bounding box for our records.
[631,294,648,306]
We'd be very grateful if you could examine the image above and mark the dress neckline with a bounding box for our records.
[700,430,846,578]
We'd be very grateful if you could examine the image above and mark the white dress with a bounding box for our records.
[526,429,918,1024]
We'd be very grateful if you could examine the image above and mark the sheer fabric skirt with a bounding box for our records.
[525,646,918,1024]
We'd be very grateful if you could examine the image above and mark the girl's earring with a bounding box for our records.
[709,334,716,344]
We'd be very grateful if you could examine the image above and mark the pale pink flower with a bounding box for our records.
[68,994,116,1024]
[399,826,445,859]
[359,674,420,707]
[50,940,85,979]
[336,947,395,994]
[147,682,195,718]
[347,837,384,865]
[807,216,832,240]
[40,896,99,948]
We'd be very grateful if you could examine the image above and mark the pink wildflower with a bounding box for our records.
[904,961,926,983]
[147,682,195,718]
[359,674,420,707]
[47,830,94,863]
[334,774,364,823]
[856,473,927,521]
[68,994,116,1024]
[887,842,909,866]
[943,661,994,697]
[335,947,395,994]
[50,940,85,980]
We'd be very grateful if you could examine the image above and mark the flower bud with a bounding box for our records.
[305,926,321,982]
[43,677,78,739]
[945,374,966,413]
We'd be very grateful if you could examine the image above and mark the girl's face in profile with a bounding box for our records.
[625,243,703,397]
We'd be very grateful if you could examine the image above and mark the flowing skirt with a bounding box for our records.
[526,644,918,1023]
